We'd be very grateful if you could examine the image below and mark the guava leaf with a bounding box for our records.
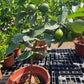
[32,25,45,37]
[13,34,24,43]
[57,15,62,23]
[23,35,36,41]
[36,51,49,57]
[6,43,19,55]
[76,6,84,12]
[18,0,25,5]
[61,6,68,23]
[66,21,84,33]
[45,20,59,30]
[72,5,79,13]
[22,29,30,33]
[48,15,57,22]
[27,41,34,47]
[44,34,53,48]
[67,6,84,19]
[15,12,27,24]
[19,44,25,51]
[17,51,34,61]
[67,12,84,19]
[28,13,37,25]
[58,36,65,47]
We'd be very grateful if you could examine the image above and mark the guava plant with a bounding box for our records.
[54,5,84,47]
[5,3,60,84]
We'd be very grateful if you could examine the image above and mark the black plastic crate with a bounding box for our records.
[1,49,84,84]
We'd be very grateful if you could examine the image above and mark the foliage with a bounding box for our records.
[0,0,84,69]
[67,6,84,18]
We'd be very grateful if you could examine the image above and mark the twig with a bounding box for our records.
[29,40,37,84]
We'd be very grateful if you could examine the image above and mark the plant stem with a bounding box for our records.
[29,57,33,84]
[29,40,37,84]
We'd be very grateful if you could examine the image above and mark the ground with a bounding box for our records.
[48,42,74,49]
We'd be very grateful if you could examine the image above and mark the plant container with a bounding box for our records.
[3,53,15,67]
[14,48,21,57]
[7,65,50,84]
[0,67,2,80]
[33,40,47,59]
[74,38,84,57]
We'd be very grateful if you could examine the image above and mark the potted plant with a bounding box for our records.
[7,42,50,84]
[6,2,62,83]
[65,6,84,57]
[6,23,52,84]
[66,21,84,57]
[51,6,84,58]
[6,1,74,83]
[6,26,52,84]
[4,42,22,67]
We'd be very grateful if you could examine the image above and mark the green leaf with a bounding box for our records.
[80,2,84,8]
[17,51,34,61]
[15,12,27,24]
[18,0,25,5]
[32,25,45,37]
[67,6,84,19]
[22,29,30,33]
[27,41,33,47]
[66,21,84,33]
[76,6,84,12]
[61,6,68,23]
[6,43,19,55]
[67,12,84,19]
[58,36,65,47]
[72,5,79,13]
[57,15,62,23]
[28,13,37,25]
[44,34,53,48]
[45,20,59,30]
[13,34,24,43]
[19,44,25,51]
[23,35,36,41]
[30,0,42,4]
[48,15,57,22]
[36,51,49,57]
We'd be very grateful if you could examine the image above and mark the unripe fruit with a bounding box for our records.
[54,29,63,39]
[38,3,49,13]
[27,4,36,15]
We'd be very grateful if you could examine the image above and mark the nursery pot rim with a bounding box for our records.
[30,40,47,48]
[74,38,84,46]
[5,52,14,59]
[7,65,50,84]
